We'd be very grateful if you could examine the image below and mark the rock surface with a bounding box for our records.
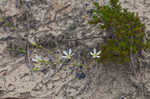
[0,0,150,99]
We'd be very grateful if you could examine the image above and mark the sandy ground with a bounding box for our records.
[0,0,150,99]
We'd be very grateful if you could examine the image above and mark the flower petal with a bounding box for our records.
[63,51,68,55]
[90,52,93,56]
[32,58,38,62]
[96,56,100,58]
[97,50,101,55]
[62,56,67,59]
[68,49,72,55]
[93,48,96,54]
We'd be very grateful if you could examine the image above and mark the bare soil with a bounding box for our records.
[0,0,150,99]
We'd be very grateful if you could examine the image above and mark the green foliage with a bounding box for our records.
[7,47,27,54]
[89,0,148,64]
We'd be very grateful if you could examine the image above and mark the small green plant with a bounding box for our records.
[7,47,27,54]
[89,0,149,64]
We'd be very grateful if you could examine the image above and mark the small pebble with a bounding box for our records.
[76,72,86,80]
[147,30,150,37]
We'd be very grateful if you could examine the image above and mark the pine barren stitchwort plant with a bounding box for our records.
[62,49,74,60]
[89,0,150,64]
[90,48,101,59]
[31,47,101,69]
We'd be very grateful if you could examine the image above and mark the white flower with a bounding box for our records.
[32,55,42,62]
[90,48,101,59]
[62,49,73,59]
